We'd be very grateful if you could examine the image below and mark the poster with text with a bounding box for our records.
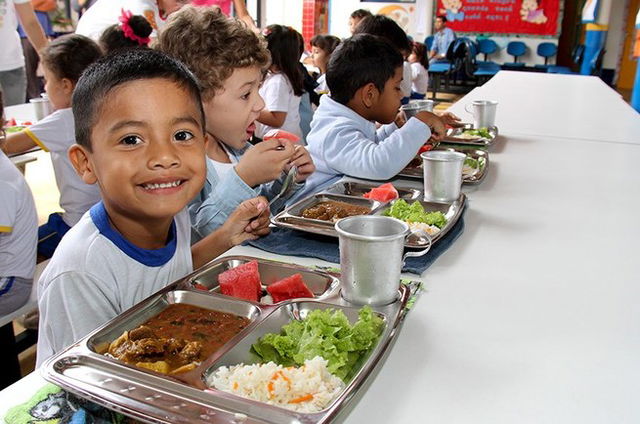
[436,0,561,37]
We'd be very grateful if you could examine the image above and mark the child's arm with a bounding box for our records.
[191,197,270,269]
[257,110,286,128]
[1,131,38,155]
[235,138,295,187]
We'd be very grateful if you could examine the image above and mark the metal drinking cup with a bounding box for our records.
[30,97,52,121]
[400,99,435,119]
[421,150,466,203]
[335,216,431,306]
[464,100,498,128]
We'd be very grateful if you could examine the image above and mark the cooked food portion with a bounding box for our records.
[384,200,447,236]
[301,200,370,222]
[251,306,384,381]
[107,304,250,374]
[458,127,492,139]
[209,356,344,413]
[462,156,486,177]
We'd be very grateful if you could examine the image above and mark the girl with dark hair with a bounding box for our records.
[256,25,304,139]
[408,41,429,99]
[99,10,153,53]
[310,34,341,95]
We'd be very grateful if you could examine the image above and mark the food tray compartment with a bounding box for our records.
[442,123,498,146]
[86,290,261,375]
[202,300,389,412]
[321,181,421,201]
[188,256,340,302]
[285,193,384,225]
[374,194,466,247]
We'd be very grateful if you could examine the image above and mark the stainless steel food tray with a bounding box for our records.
[272,191,466,248]
[321,180,422,201]
[42,256,412,424]
[441,123,498,146]
[397,146,489,184]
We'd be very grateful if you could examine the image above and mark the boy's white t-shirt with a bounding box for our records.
[75,0,164,41]
[410,62,429,95]
[0,0,29,72]
[0,152,37,279]
[255,72,302,139]
[24,108,101,227]
[36,203,193,366]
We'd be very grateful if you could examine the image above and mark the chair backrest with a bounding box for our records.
[572,44,585,65]
[478,38,498,61]
[537,42,557,65]
[507,41,527,61]
[424,35,434,51]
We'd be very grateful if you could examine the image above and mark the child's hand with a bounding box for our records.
[236,139,295,187]
[288,145,315,183]
[415,111,446,142]
[222,196,271,246]
[394,110,407,128]
[438,111,464,128]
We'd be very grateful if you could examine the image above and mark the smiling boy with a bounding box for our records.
[36,49,270,365]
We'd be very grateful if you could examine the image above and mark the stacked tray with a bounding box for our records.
[272,180,466,248]
[397,145,490,184]
[441,123,498,146]
[42,256,413,424]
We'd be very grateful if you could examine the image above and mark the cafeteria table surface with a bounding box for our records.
[2,77,640,424]
[448,71,640,145]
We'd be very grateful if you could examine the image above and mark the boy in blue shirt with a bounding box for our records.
[36,49,270,365]
[294,34,446,201]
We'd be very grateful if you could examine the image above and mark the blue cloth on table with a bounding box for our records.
[248,212,465,275]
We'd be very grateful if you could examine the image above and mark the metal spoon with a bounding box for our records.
[269,166,298,207]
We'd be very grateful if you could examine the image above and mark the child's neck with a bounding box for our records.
[104,204,173,250]
[346,98,376,122]
[206,135,232,163]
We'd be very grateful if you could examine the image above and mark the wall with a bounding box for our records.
[604,0,628,77]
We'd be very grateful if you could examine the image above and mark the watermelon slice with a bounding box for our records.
[263,129,300,143]
[266,273,314,303]
[218,260,262,302]
[418,144,434,154]
[363,183,399,202]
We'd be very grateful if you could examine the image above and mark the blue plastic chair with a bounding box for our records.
[477,38,498,61]
[537,42,557,65]
[424,35,434,52]
[546,44,584,74]
[503,41,527,67]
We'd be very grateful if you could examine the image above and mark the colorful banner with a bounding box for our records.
[634,7,640,58]
[435,0,561,37]
[581,0,599,23]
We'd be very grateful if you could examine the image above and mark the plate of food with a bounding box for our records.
[442,123,498,146]
[397,146,489,184]
[42,255,412,424]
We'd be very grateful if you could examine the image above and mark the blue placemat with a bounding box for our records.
[248,210,466,275]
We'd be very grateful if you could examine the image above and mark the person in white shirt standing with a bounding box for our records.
[2,34,103,259]
[0,91,37,315]
[75,0,187,41]
[255,25,304,140]
[408,41,430,99]
[0,0,47,105]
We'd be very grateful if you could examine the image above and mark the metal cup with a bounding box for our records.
[400,99,435,119]
[464,100,498,128]
[336,216,431,306]
[30,97,52,121]
[421,150,465,203]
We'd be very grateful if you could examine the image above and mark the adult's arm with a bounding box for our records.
[232,0,259,33]
[14,2,48,52]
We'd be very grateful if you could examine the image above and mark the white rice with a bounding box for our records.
[208,356,345,413]
[408,221,441,236]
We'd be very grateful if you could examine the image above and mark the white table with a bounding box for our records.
[448,71,640,145]
[3,78,640,423]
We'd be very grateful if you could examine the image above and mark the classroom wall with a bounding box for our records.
[603,0,628,76]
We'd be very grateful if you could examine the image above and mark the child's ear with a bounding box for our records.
[361,82,379,109]
[68,144,98,185]
[62,78,75,96]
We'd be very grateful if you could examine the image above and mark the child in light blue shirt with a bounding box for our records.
[291,34,446,202]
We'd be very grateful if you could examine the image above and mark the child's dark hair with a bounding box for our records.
[350,9,372,20]
[264,25,304,96]
[437,15,448,23]
[72,49,205,151]
[353,14,411,55]
[412,41,429,69]
[310,34,341,55]
[99,15,152,54]
[326,34,403,106]
[40,34,102,83]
